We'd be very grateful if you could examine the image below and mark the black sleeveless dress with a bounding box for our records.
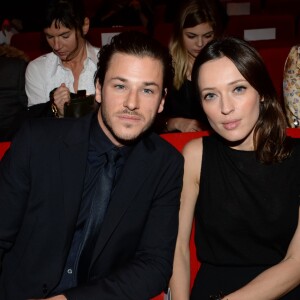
[191,135,300,299]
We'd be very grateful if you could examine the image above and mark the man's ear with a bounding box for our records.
[82,17,90,36]
[95,79,102,104]
[158,88,167,113]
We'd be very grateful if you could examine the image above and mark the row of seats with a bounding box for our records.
[153,13,299,48]
[218,0,300,16]
[9,26,147,61]
[10,7,300,60]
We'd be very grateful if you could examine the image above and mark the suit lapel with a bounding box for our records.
[60,114,93,226]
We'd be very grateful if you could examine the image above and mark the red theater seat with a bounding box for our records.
[10,32,51,61]
[225,14,296,42]
[87,26,147,48]
[257,46,291,102]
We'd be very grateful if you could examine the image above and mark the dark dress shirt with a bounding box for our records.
[52,115,130,294]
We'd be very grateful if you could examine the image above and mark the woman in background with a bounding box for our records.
[161,0,227,133]
[170,37,300,299]
[25,0,99,118]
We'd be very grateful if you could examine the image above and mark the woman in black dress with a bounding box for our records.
[170,37,300,299]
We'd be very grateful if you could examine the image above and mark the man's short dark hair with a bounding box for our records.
[94,31,174,96]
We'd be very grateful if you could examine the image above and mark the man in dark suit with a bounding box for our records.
[0,31,184,300]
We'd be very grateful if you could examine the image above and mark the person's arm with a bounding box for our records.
[222,208,300,299]
[169,138,203,300]
[25,59,49,107]
[26,61,70,118]
[283,45,300,128]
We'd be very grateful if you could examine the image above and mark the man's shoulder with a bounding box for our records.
[143,132,183,159]
[27,52,57,71]
[19,114,92,144]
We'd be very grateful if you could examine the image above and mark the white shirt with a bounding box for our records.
[25,42,99,106]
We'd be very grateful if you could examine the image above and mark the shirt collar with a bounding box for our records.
[89,114,132,162]
[86,41,98,65]
[55,41,98,69]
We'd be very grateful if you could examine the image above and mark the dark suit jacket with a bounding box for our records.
[0,56,28,142]
[0,112,184,300]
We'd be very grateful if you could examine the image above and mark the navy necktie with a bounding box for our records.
[78,147,120,282]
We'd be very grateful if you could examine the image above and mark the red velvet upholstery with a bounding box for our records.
[257,46,291,102]
[10,32,51,61]
[10,26,147,61]
[224,14,296,42]
[0,142,10,160]
[86,26,147,48]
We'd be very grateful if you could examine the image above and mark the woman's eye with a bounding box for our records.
[187,34,196,39]
[203,93,216,101]
[234,86,246,93]
[204,33,214,39]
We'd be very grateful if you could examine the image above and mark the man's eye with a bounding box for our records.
[143,89,153,94]
[115,84,125,89]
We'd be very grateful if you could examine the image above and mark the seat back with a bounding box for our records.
[86,26,147,48]
[225,14,296,42]
[10,32,51,61]
[0,142,11,160]
[257,46,291,102]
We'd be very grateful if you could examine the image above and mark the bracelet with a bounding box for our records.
[49,88,60,118]
[51,103,60,118]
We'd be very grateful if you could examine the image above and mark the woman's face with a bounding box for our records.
[182,22,214,60]
[198,56,261,151]
[44,21,85,62]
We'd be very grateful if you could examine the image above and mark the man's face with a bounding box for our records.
[95,53,166,146]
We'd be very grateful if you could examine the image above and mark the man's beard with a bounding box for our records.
[100,104,155,146]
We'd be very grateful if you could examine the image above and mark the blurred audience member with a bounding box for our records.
[0,18,22,45]
[25,0,99,118]
[0,44,28,141]
[283,44,300,127]
[157,0,227,133]
[91,0,154,33]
